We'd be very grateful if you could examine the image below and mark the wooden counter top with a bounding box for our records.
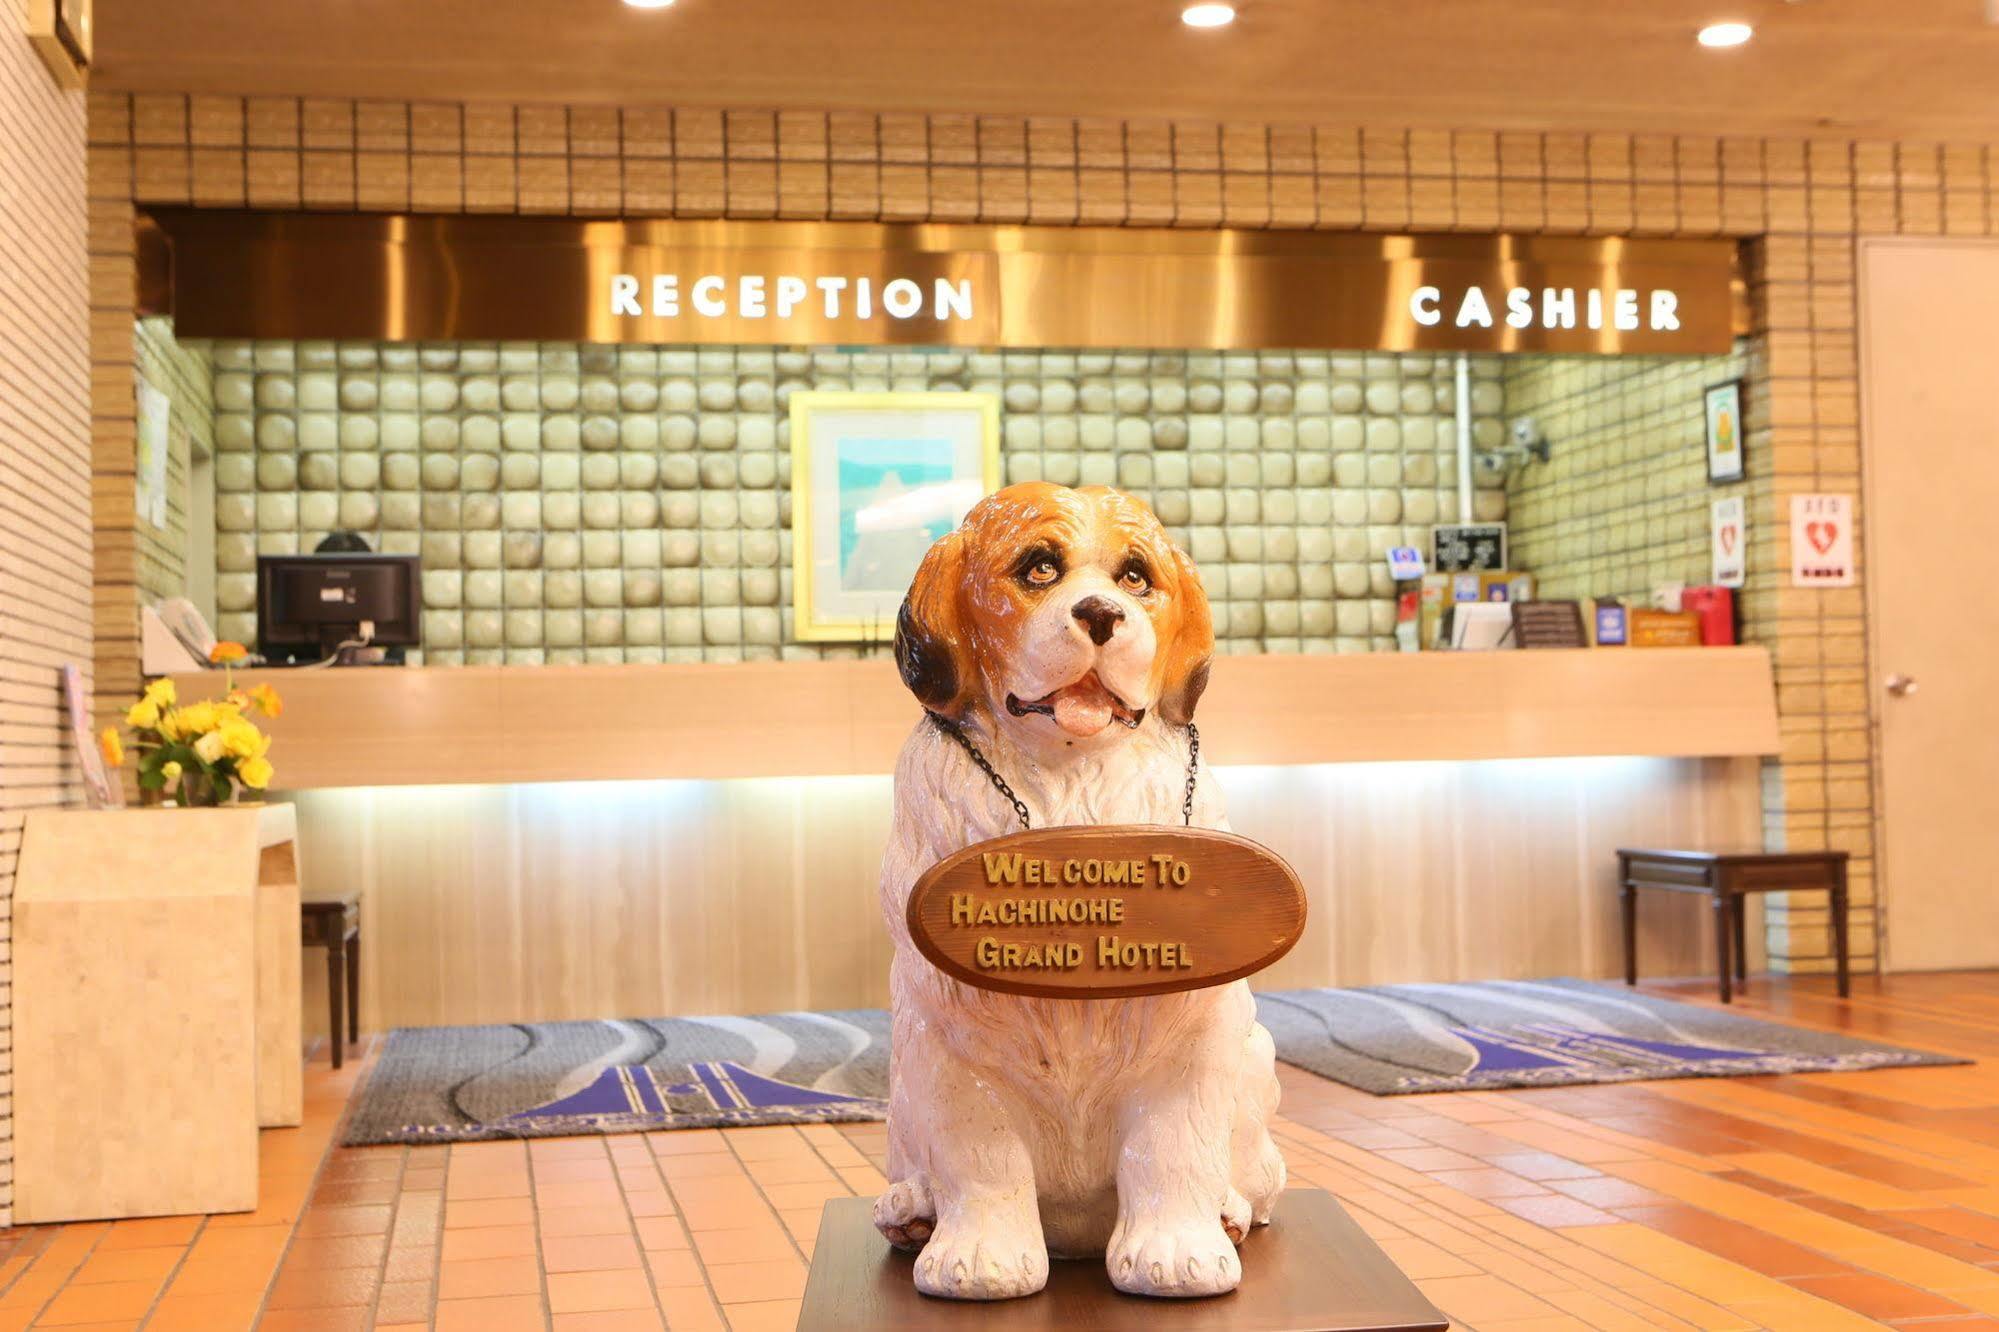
[172,647,1779,789]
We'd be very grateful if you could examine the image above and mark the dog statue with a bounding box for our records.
[873,481,1287,1300]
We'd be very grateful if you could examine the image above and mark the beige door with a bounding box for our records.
[1859,240,1999,972]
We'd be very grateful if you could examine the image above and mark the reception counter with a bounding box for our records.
[173,647,1778,786]
[169,650,1778,1032]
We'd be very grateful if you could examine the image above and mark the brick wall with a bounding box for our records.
[0,1,91,1225]
[86,95,1988,982]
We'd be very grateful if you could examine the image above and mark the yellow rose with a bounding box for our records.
[238,755,274,790]
[99,727,124,768]
[161,759,183,782]
[126,698,160,730]
[142,677,175,708]
[193,730,227,764]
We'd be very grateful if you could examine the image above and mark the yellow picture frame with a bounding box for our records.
[788,390,1001,644]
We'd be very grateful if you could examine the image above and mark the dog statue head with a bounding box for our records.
[895,483,1213,750]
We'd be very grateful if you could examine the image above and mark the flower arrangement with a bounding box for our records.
[99,641,282,806]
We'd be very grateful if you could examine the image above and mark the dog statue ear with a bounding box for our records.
[894,531,975,717]
[1156,544,1215,725]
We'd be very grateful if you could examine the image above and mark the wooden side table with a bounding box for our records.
[1617,847,1850,1003]
[302,892,361,1068]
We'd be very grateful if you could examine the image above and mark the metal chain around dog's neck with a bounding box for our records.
[929,713,1200,830]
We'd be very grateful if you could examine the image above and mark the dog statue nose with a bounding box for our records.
[1071,595,1125,646]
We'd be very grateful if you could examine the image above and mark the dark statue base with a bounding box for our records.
[796,1188,1449,1332]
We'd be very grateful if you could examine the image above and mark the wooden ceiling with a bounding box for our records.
[91,0,1999,139]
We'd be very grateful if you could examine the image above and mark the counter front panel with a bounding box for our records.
[173,647,1780,789]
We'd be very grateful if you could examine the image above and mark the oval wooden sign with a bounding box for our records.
[906,825,1307,1000]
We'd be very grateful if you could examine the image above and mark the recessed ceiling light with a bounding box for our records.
[1182,3,1236,28]
[1697,20,1753,47]
[624,0,675,9]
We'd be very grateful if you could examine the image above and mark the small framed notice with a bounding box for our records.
[1510,600,1588,649]
[135,376,170,531]
[1385,546,1426,581]
[1431,523,1507,572]
[1711,495,1746,588]
[1705,380,1745,484]
[1790,493,1855,587]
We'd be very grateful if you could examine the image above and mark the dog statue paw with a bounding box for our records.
[1107,1213,1243,1297]
[876,483,1287,1301]
[913,1210,1050,1301]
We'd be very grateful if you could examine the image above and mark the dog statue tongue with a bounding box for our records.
[1050,674,1118,736]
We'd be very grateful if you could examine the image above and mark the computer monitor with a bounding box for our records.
[256,554,421,664]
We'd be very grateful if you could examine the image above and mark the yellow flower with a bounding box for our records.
[161,760,183,782]
[208,640,249,665]
[219,717,266,760]
[193,729,228,764]
[99,727,124,768]
[142,677,175,708]
[126,698,160,730]
[238,755,274,790]
[245,683,283,718]
[166,700,235,740]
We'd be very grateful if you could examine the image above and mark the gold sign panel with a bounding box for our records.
[139,209,1742,355]
[906,825,1307,1000]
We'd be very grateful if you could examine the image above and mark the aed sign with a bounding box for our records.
[907,826,1307,1000]
[1790,493,1855,588]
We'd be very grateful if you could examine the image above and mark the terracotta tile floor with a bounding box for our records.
[6,972,1999,1329]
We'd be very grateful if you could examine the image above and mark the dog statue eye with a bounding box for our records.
[1119,568,1151,595]
[1025,560,1060,586]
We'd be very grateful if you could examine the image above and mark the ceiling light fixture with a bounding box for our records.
[1696,20,1753,47]
[1182,3,1236,28]
[623,0,675,9]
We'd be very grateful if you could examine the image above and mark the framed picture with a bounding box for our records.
[62,662,119,809]
[135,374,170,530]
[1705,379,1745,484]
[789,390,1001,643]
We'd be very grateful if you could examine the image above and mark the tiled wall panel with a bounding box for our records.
[1505,344,1755,604]
[206,341,1506,661]
[0,4,91,1225]
[86,95,1999,982]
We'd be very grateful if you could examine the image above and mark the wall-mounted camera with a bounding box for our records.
[1474,415,1553,475]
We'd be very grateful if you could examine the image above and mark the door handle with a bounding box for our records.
[1886,673,1918,697]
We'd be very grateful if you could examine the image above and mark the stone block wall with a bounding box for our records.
[206,341,1506,662]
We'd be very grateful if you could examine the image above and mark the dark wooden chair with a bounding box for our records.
[301,891,361,1067]
[1617,848,1850,1003]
